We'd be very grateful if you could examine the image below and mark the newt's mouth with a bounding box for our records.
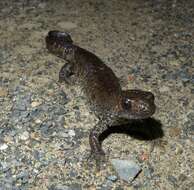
[136,101,156,119]
[121,102,156,120]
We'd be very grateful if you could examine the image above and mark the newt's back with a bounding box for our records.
[46,31,122,116]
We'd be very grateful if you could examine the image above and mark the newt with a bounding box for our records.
[46,31,156,166]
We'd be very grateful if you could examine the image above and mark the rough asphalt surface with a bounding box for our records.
[0,0,193,189]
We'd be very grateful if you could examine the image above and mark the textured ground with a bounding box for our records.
[0,0,193,189]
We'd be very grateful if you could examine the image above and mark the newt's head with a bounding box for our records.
[119,90,156,120]
[46,31,74,61]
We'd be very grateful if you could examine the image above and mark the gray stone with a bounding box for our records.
[165,72,177,80]
[55,115,65,127]
[68,170,78,178]
[168,175,178,187]
[20,111,30,119]
[53,106,67,116]
[13,94,31,112]
[49,184,70,190]
[178,174,187,182]
[68,183,82,190]
[49,183,81,190]
[187,112,194,121]
[56,130,69,138]
[30,108,42,118]
[40,122,53,137]
[102,180,113,190]
[0,161,10,172]
[14,102,27,111]
[183,112,194,136]
[107,175,118,182]
[16,170,29,184]
[111,159,141,182]
[179,70,190,82]
[0,48,10,65]
[33,150,42,161]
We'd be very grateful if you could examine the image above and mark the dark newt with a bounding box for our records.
[46,31,156,165]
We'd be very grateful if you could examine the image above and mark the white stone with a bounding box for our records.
[35,119,42,124]
[68,130,75,137]
[19,131,30,141]
[31,101,42,108]
[0,143,8,150]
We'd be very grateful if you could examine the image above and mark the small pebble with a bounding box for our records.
[38,2,47,9]
[159,86,170,93]
[175,146,183,155]
[179,70,190,82]
[19,131,30,141]
[169,59,179,66]
[68,170,78,178]
[49,183,81,190]
[68,130,76,137]
[107,175,118,182]
[31,101,42,108]
[102,180,113,189]
[187,112,194,121]
[0,161,10,172]
[16,170,29,184]
[0,87,8,97]
[178,173,187,182]
[14,102,27,111]
[169,127,181,137]
[35,119,42,124]
[49,184,70,190]
[168,175,178,187]
[40,121,54,136]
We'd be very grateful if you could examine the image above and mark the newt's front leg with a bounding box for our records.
[59,62,76,84]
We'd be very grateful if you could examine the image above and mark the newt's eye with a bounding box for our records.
[123,98,132,110]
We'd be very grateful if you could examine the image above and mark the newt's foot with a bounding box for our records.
[87,149,108,171]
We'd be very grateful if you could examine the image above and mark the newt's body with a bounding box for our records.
[46,31,156,163]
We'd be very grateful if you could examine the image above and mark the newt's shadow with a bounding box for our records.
[99,118,163,142]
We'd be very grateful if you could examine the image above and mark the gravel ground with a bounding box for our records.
[0,0,193,189]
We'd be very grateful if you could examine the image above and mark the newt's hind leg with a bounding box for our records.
[89,121,109,170]
[59,62,76,85]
